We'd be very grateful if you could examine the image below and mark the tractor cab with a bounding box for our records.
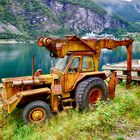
[51,52,97,92]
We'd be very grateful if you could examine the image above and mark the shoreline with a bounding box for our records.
[0,39,34,44]
[0,39,139,44]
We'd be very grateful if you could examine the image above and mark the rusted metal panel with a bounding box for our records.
[1,74,57,101]
[108,71,118,100]
[2,74,58,85]
[38,36,133,58]
[0,88,8,111]
[126,44,132,89]
[64,56,82,91]
[65,72,80,91]
[64,71,107,93]
[1,87,51,113]
[51,94,58,112]
[51,69,65,89]
[77,71,107,81]
[51,84,62,95]
[18,87,51,96]
[7,95,22,113]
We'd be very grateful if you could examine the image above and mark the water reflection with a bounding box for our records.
[0,43,51,81]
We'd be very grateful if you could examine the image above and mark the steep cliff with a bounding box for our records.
[92,0,140,22]
[0,0,138,40]
[44,0,127,33]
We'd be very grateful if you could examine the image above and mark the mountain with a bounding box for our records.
[0,0,139,40]
[92,0,140,22]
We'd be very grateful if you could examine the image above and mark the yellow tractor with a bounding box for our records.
[0,35,133,124]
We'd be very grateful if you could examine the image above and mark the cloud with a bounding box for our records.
[122,0,132,1]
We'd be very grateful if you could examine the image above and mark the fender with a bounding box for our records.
[68,71,107,92]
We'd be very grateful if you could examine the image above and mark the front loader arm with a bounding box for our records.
[93,38,133,50]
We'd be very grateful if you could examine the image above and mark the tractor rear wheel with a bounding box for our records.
[22,100,51,124]
[75,77,108,110]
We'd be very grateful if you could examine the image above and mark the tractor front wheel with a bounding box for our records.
[22,100,51,124]
[75,77,108,110]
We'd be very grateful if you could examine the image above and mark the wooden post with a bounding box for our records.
[126,44,132,89]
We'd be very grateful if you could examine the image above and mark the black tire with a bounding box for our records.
[22,100,52,124]
[75,77,108,110]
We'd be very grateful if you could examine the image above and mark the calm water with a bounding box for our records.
[0,43,51,81]
[0,43,140,81]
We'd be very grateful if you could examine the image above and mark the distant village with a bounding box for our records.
[82,32,140,40]
[122,32,140,40]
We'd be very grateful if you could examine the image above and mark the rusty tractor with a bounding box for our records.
[0,35,133,124]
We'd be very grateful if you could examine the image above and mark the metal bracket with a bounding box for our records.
[108,71,118,100]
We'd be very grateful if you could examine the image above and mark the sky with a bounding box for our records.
[123,0,132,1]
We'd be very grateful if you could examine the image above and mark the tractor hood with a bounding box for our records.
[2,74,59,89]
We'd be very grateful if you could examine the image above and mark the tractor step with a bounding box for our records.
[61,98,74,110]
[63,106,73,110]
[61,98,75,103]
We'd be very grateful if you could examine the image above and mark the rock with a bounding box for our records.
[43,0,126,33]
[0,22,20,34]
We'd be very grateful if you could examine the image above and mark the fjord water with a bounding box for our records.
[0,43,51,81]
[0,43,140,81]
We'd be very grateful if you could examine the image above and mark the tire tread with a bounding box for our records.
[75,77,108,110]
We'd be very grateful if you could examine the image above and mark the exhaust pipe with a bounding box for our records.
[32,55,35,81]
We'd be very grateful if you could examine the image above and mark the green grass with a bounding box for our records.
[0,85,140,140]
